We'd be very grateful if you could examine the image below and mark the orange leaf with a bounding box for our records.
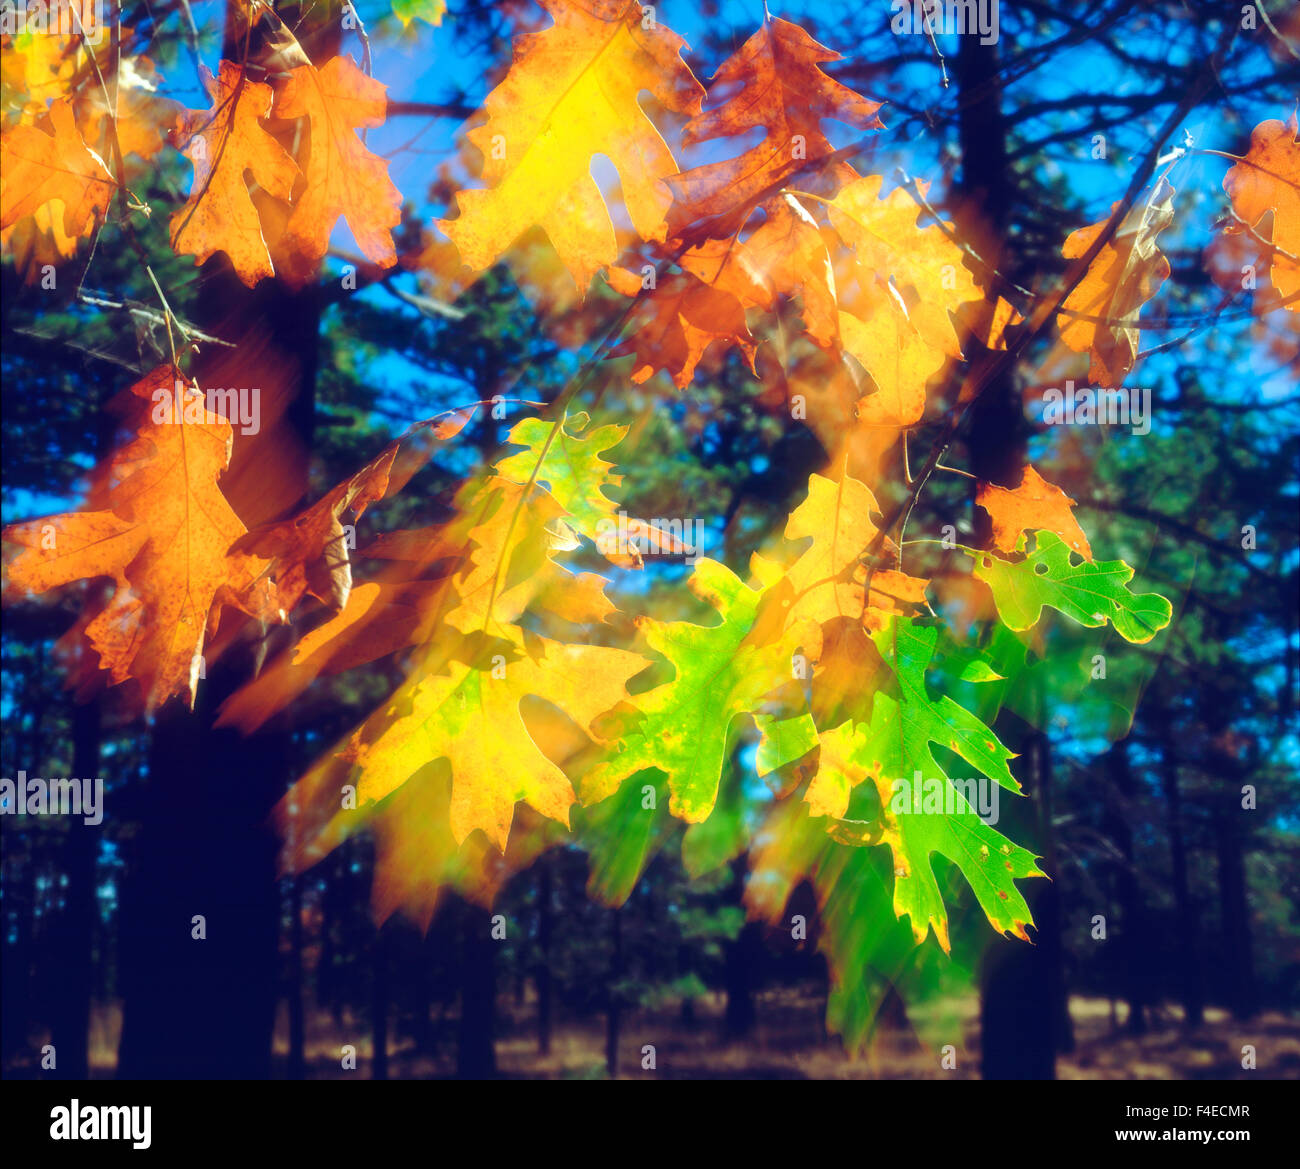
[1,199,79,284]
[0,99,114,238]
[680,194,839,348]
[1058,179,1175,384]
[840,287,946,429]
[667,18,882,239]
[609,271,756,389]
[273,55,402,287]
[231,443,399,614]
[1223,116,1300,312]
[3,367,280,711]
[827,174,981,359]
[79,55,181,169]
[170,62,299,288]
[837,284,947,485]
[976,465,1093,560]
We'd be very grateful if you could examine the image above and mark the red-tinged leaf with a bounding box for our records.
[667,18,882,240]
[273,55,402,287]
[170,61,299,288]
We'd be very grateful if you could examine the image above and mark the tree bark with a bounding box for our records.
[605,906,623,1078]
[1156,712,1203,1026]
[979,724,1064,1079]
[287,875,306,1079]
[47,696,100,1080]
[456,905,497,1078]
[536,857,553,1057]
[723,857,758,1039]
[371,922,389,1080]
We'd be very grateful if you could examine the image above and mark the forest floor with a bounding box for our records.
[52,988,1300,1079]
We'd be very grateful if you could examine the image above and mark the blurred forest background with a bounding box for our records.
[2,0,1299,1079]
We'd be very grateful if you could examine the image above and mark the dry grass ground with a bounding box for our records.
[5,989,1294,1080]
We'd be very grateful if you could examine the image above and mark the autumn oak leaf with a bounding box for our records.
[318,632,647,851]
[2,367,279,711]
[1223,116,1300,310]
[581,558,814,822]
[273,55,402,287]
[812,619,1041,952]
[976,464,1093,560]
[609,271,757,390]
[1058,178,1175,383]
[828,174,981,359]
[438,0,705,292]
[170,61,299,288]
[667,17,882,239]
[0,99,114,238]
[971,532,1173,644]
[777,471,927,632]
[678,194,839,349]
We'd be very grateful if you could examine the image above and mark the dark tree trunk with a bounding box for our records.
[456,905,496,1078]
[116,246,321,1084]
[1215,803,1256,1020]
[876,983,909,1031]
[287,875,306,1079]
[979,725,1064,1079]
[1037,733,1074,1056]
[723,923,760,1039]
[321,856,343,1028]
[116,681,286,1078]
[46,696,100,1080]
[605,906,623,1078]
[1103,737,1147,1035]
[1157,714,1203,1027]
[371,922,389,1080]
[536,857,553,1056]
[114,0,330,1070]
[722,857,758,1039]
[957,30,1068,1075]
[3,814,38,1066]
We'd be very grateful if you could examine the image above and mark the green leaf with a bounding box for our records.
[753,712,817,776]
[747,796,946,1051]
[575,774,671,906]
[880,619,1023,797]
[971,531,1173,643]
[495,412,629,548]
[391,0,446,27]
[581,558,808,821]
[955,658,1004,683]
[681,770,749,878]
[808,619,1042,951]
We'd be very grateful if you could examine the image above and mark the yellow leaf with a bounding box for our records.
[438,0,704,292]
